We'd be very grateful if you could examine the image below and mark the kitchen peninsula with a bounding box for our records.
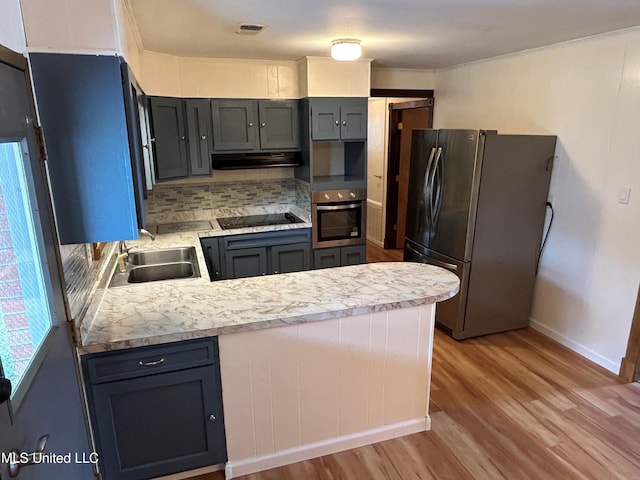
[79,229,459,479]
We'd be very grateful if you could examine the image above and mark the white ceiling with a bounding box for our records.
[130,0,640,70]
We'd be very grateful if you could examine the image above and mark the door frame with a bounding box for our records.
[620,284,640,382]
[0,44,72,339]
[383,98,434,249]
[1,43,95,479]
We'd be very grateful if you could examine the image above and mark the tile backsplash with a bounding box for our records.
[62,242,116,342]
[146,178,310,224]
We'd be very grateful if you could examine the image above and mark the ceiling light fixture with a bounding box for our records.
[331,39,362,61]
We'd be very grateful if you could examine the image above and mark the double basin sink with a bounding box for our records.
[110,247,200,288]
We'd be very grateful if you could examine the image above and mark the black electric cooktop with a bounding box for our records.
[217,212,305,230]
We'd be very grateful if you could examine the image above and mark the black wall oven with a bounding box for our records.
[311,189,366,248]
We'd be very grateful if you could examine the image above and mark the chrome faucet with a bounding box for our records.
[140,228,156,241]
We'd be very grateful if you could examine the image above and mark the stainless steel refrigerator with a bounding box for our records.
[403,129,556,339]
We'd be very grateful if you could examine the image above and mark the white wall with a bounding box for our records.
[300,57,372,97]
[371,68,435,90]
[0,0,26,54]
[20,0,118,54]
[434,28,640,373]
[139,53,299,99]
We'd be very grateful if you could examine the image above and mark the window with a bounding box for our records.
[0,140,55,406]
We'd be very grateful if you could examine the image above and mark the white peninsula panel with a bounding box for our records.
[220,305,435,479]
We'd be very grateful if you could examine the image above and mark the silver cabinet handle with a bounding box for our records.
[316,203,361,211]
[261,122,266,127]
[342,120,346,126]
[209,414,216,422]
[8,434,49,478]
[201,135,207,140]
[139,358,165,366]
[248,122,254,127]
[335,120,339,125]
[180,136,185,141]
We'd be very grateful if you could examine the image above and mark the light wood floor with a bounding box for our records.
[366,241,404,263]
[190,244,640,480]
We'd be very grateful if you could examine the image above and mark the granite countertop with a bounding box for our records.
[79,208,459,354]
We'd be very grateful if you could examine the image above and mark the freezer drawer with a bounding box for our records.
[404,240,469,334]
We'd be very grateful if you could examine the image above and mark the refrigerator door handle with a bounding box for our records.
[406,244,459,271]
[429,147,443,225]
[432,149,444,224]
[423,147,437,226]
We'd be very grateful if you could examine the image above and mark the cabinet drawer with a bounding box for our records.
[85,338,216,384]
[222,229,310,250]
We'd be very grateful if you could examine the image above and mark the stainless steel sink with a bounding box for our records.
[127,262,195,283]
[110,246,200,287]
[129,247,197,266]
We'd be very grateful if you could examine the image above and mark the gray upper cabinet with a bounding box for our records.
[211,99,258,151]
[149,97,189,180]
[29,53,144,244]
[310,98,367,141]
[310,100,341,140]
[212,99,300,152]
[258,100,300,149]
[340,103,368,140]
[150,97,213,180]
[185,99,213,176]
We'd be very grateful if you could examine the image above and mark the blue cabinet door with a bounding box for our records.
[185,99,213,176]
[310,99,341,140]
[271,242,310,274]
[29,53,140,244]
[258,100,300,149]
[211,99,258,151]
[150,97,189,180]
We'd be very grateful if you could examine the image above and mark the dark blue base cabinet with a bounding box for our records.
[82,338,226,480]
[201,229,311,280]
[313,245,366,269]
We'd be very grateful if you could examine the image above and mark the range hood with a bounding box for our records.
[212,151,302,170]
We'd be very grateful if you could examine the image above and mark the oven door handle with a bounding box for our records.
[316,203,361,211]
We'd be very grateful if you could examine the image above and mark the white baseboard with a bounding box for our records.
[225,417,430,479]
[366,236,384,247]
[529,318,620,374]
[153,463,223,480]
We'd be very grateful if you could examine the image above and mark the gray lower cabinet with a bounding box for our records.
[226,246,269,279]
[82,338,226,480]
[313,247,341,269]
[271,243,311,274]
[200,237,222,280]
[313,244,366,269]
[341,245,367,265]
[201,229,311,280]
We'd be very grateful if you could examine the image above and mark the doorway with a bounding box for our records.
[384,99,434,249]
[620,284,640,382]
[0,45,93,479]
